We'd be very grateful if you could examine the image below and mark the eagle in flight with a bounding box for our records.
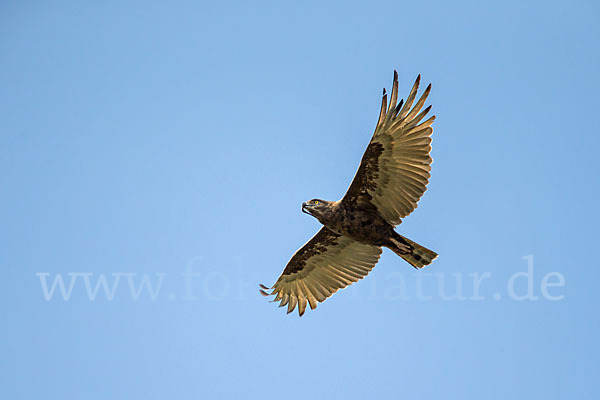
[260,71,437,316]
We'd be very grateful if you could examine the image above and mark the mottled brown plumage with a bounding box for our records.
[260,71,438,316]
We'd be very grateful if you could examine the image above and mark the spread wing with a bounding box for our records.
[342,71,435,226]
[260,227,382,316]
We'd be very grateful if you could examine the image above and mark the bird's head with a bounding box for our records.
[301,199,332,220]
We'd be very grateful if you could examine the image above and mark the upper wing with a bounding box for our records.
[342,71,435,226]
[260,227,382,316]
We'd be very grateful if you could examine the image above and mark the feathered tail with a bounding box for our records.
[389,232,438,269]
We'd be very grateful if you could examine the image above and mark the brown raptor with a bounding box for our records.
[260,71,438,316]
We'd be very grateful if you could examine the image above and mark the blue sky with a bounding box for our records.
[1,1,598,399]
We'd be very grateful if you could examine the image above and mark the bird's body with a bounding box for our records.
[302,198,437,271]
[303,200,391,246]
[261,71,438,316]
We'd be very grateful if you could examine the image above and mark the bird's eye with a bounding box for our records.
[314,200,319,205]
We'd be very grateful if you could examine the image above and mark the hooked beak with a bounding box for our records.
[301,202,310,215]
